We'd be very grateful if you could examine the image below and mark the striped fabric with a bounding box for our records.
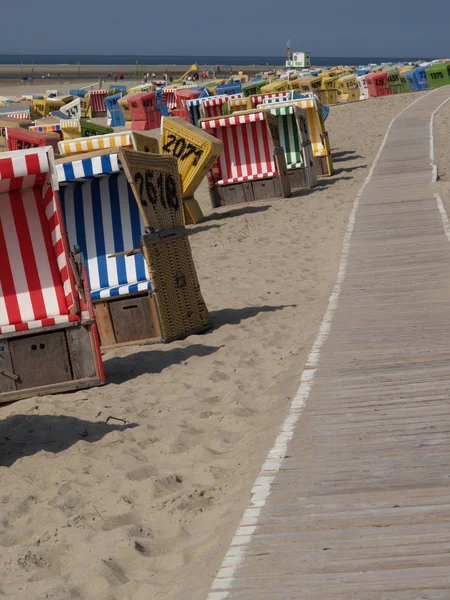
[89,91,108,114]
[260,99,326,158]
[294,98,326,157]
[201,113,276,186]
[29,123,62,133]
[0,105,31,119]
[250,92,293,108]
[163,90,177,109]
[58,132,133,156]
[0,149,78,334]
[267,105,305,169]
[57,154,120,183]
[60,172,151,300]
[201,112,266,129]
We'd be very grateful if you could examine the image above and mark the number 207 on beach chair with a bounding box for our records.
[0,147,104,403]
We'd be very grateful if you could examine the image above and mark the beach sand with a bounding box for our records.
[0,92,430,599]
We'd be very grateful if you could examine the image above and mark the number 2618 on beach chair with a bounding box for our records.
[0,147,105,403]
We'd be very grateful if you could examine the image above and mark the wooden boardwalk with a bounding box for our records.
[208,88,450,599]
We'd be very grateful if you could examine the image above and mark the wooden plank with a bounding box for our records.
[9,331,72,389]
[208,88,450,599]
[66,325,97,379]
[109,295,158,344]
[93,301,117,347]
[0,340,16,393]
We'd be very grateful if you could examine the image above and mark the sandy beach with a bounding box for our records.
[0,91,433,599]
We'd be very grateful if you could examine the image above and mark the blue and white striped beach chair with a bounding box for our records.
[57,152,161,347]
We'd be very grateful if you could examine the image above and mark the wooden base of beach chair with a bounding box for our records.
[0,322,103,403]
[183,196,204,225]
[93,292,162,350]
[288,168,314,190]
[209,175,290,208]
[315,156,332,176]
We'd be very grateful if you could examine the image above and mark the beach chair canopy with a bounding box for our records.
[57,153,150,301]
[0,147,78,335]
[200,112,277,185]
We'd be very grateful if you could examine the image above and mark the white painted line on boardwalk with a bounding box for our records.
[430,94,450,183]
[207,90,442,600]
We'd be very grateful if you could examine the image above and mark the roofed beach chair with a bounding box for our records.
[259,97,333,177]
[199,109,291,207]
[160,117,223,223]
[263,104,318,190]
[0,147,104,402]
[56,149,162,349]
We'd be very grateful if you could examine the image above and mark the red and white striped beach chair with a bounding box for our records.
[199,110,291,207]
[0,147,104,402]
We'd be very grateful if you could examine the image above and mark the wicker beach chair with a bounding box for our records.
[199,109,291,207]
[0,147,105,402]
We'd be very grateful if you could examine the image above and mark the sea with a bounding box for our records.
[0,54,433,67]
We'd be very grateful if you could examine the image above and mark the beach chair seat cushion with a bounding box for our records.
[60,172,151,301]
[0,314,80,336]
[91,281,152,301]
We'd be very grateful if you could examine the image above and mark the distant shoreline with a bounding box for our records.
[0,64,284,80]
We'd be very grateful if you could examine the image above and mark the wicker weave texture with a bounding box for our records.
[142,237,209,340]
[161,117,223,197]
[119,148,184,229]
[119,148,210,340]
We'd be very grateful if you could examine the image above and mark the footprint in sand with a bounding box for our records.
[126,464,157,482]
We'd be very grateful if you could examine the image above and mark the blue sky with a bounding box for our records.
[1,0,449,57]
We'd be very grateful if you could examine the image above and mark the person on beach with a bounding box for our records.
[119,72,124,80]
[114,73,118,82]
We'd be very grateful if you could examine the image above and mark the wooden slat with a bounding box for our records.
[210,88,450,598]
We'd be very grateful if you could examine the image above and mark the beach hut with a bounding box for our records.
[0,104,31,120]
[57,146,211,347]
[290,76,322,94]
[0,147,105,402]
[56,149,160,348]
[260,79,290,94]
[425,63,450,89]
[199,110,291,207]
[118,149,211,341]
[386,70,410,94]
[6,128,60,152]
[29,119,82,141]
[58,97,81,119]
[365,72,392,98]
[88,91,108,117]
[263,104,318,190]
[79,121,114,138]
[357,75,370,100]
[33,97,65,117]
[104,93,125,128]
[259,97,333,177]
[415,66,429,90]
[242,79,267,97]
[216,82,242,96]
[127,92,161,131]
[58,131,133,156]
[404,70,421,92]
[160,117,223,223]
[0,117,31,151]
[336,74,360,102]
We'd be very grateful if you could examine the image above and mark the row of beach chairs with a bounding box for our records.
[0,91,334,403]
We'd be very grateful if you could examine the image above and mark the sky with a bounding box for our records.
[1,0,450,57]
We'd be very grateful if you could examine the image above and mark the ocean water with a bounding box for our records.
[0,54,433,66]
